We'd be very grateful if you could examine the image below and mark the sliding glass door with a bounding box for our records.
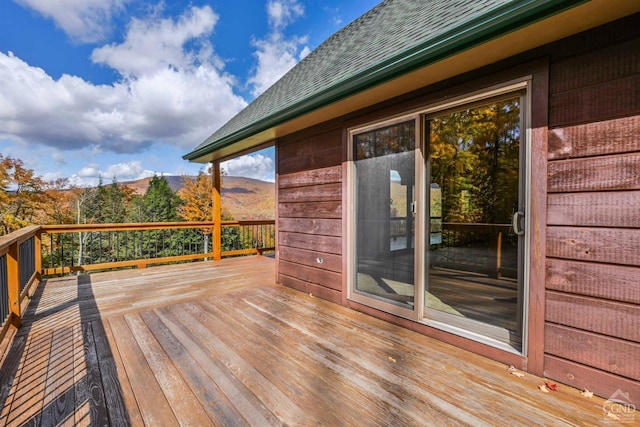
[350,86,527,351]
[352,119,417,314]
[425,95,525,350]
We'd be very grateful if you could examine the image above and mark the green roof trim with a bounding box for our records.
[184,0,586,162]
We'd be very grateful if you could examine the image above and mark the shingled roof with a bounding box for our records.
[184,0,583,161]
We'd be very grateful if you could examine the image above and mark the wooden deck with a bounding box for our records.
[0,256,619,426]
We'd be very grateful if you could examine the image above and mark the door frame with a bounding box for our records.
[346,112,423,319]
[346,76,537,356]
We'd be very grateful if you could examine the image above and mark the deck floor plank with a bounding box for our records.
[0,256,627,426]
[5,329,53,426]
[40,326,76,426]
[96,319,142,426]
[73,322,109,427]
[108,316,178,427]
[197,293,432,426]
[140,309,253,426]
[193,299,365,426]
[123,313,214,426]
[160,303,309,426]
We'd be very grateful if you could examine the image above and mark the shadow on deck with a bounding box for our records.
[0,256,615,425]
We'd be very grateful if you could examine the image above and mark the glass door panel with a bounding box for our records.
[425,96,524,350]
[354,120,416,309]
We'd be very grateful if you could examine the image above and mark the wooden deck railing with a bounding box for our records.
[41,220,275,275]
[0,220,274,348]
[0,226,41,344]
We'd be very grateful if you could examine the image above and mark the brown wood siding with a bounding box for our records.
[546,31,640,402]
[277,127,343,304]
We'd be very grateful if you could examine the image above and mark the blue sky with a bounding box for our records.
[0,0,379,186]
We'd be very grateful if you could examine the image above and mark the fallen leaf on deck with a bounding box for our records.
[508,366,525,377]
[606,412,620,421]
[388,356,396,363]
[539,384,550,393]
[545,381,558,391]
[580,389,593,398]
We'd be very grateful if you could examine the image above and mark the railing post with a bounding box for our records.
[35,229,42,283]
[212,161,222,261]
[7,240,21,328]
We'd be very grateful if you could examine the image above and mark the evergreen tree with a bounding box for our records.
[142,175,182,222]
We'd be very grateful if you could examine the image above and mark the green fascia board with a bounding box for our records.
[183,0,585,161]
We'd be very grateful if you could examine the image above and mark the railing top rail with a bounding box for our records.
[42,222,217,233]
[227,220,275,226]
[442,222,512,228]
[42,220,275,234]
[0,226,41,256]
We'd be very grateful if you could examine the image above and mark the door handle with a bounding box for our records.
[512,211,525,235]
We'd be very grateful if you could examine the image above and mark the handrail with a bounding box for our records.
[0,226,42,346]
[0,225,41,255]
[41,220,275,233]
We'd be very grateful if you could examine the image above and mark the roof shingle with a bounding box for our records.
[184,0,577,160]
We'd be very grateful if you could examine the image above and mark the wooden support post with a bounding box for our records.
[212,161,222,261]
[7,241,21,328]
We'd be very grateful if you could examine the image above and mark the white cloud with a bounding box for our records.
[247,0,309,98]
[267,0,304,30]
[0,6,247,155]
[14,0,128,43]
[222,154,274,182]
[69,160,155,187]
[91,6,220,77]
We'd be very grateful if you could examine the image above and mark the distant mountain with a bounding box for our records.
[120,175,275,220]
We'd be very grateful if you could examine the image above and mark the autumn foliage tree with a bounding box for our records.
[178,167,215,253]
[178,167,213,223]
[0,155,48,234]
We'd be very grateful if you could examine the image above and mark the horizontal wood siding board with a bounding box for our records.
[277,274,342,304]
[546,291,640,342]
[546,259,640,304]
[547,153,640,193]
[549,37,640,94]
[278,127,342,176]
[544,355,640,405]
[547,191,640,228]
[278,127,341,156]
[549,73,640,128]
[278,183,342,203]
[278,232,342,255]
[278,166,342,188]
[547,226,640,266]
[278,260,342,291]
[545,323,640,380]
[279,201,342,219]
[279,246,341,274]
[548,116,640,160]
[278,218,341,237]
[278,145,342,175]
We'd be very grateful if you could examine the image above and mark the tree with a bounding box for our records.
[177,166,234,255]
[0,155,47,234]
[178,167,213,224]
[41,178,76,225]
[141,175,181,222]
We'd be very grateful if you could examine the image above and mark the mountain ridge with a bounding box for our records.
[119,175,275,220]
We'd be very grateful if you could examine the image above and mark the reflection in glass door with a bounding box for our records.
[425,95,525,350]
[353,120,416,310]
